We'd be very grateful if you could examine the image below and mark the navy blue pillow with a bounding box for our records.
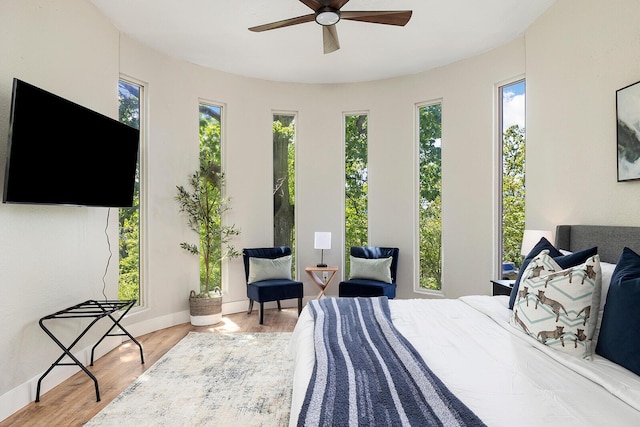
[555,246,598,269]
[508,237,561,309]
[595,247,640,376]
[508,238,597,309]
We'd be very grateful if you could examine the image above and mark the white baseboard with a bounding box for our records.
[123,309,190,338]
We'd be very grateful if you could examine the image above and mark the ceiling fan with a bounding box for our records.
[249,0,412,54]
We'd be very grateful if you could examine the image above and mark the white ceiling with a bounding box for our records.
[91,0,556,84]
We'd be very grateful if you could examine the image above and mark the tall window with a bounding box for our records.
[344,113,368,271]
[118,79,142,303]
[417,102,442,291]
[500,80,526,276]
[198,102,224,287]
[273,113,296,274]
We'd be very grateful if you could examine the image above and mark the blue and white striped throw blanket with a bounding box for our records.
[297,297,486,427]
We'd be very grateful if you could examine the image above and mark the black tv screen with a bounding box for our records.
[3,78,140,207]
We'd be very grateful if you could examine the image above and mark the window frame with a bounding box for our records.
[272,110,298,278]
[343,111,370,275]
[118,75,147,310]
[495,76,526,280]
[197,98,229,292]
[414,99,443,295]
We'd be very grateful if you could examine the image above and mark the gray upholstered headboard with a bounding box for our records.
[555,225,640,264]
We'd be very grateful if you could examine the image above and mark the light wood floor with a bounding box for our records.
[1,308,299,427]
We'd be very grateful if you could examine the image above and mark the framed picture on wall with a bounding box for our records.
[616,80,640,181]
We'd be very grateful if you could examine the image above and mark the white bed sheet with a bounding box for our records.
[288,296,640,426]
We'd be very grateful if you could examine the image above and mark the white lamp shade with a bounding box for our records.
[314,232,331,250]
[521,229,554,256]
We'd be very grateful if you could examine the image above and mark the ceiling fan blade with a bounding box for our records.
[341,10,413,26]
[249,14,315,32]
[299,0,325,11]
[328,0,350,9]
[323,25,340,54]
[299,0,350,12]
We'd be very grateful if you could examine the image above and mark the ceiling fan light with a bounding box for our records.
[316,9,340,26]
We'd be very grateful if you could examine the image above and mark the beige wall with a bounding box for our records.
[0,0,123,419]
[2,0,639,420]
[525,0,640,229]
[118,34,525,312]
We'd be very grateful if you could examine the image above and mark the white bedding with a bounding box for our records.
[289,296,640,426]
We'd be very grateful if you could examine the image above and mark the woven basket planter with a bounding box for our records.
[189,290,222,326]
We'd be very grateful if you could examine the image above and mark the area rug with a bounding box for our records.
[85,332,293,427]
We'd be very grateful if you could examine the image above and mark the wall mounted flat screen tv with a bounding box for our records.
[3,78,140,207]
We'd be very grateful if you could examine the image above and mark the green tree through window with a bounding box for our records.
[418,103,442,291]
[344,114,368,273]
[273,114,296,274]
[198,103,223,289]
[501,81,526,272]
[118,80,141,302]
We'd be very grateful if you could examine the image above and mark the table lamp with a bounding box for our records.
[314,232,331,267]
[521,229,554,256]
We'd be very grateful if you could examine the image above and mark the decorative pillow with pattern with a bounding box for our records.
[509,250,602,359]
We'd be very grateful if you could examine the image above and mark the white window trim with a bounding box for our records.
[414,99,444,296]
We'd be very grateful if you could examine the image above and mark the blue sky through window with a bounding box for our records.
[503,80,525,131]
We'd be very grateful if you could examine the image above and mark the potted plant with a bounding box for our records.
[175,160,240,326]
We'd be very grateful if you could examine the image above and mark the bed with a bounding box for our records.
[288,225,640,426]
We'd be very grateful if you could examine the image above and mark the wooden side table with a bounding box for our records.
[305,266,338,299]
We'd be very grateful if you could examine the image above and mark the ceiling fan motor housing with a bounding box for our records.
[315,7,340,26]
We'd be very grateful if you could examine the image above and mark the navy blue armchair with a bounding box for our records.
[338,246,399,298]
[243,247,303,325]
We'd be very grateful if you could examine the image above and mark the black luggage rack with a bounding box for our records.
[36,299,144,402]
